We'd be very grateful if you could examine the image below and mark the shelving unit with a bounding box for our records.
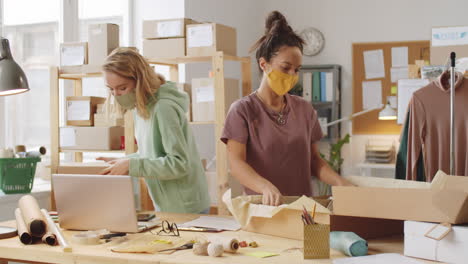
[292,64,342,144]
[148,52,252,215]
[50,51,252,215]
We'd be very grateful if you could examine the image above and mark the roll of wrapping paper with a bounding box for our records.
[15,208,32,245]
[18,195,47,237]
[42,232,57,246]
[330,231,368,257]
[40,209,72,252]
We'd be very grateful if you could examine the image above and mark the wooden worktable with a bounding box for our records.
[0,212,439,264]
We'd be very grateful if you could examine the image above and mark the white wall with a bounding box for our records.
[258,0,468,175]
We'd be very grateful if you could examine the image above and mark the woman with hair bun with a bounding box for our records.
[221,11,352,206]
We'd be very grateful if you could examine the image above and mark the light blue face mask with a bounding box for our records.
[115,92,136,110]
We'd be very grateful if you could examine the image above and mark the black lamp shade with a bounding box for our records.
[0,38,29,96]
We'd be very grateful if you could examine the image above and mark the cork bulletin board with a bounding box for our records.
[352,40,430,135]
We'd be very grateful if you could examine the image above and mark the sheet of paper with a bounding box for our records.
[179,216,241,231]
[60,128,76,147]
[432,26,468,47]
[390,67,409,83]
[397,79,430,124]
[61,45,86,66]
[187,25,213,48]
[244,251,280,258]
[333,253,425,264]
[195,86,214,103]
[363,49,385,79]
[157,20,182,38]
[67,100,90,121]
[362,80,382,110]
[391,47,408,67]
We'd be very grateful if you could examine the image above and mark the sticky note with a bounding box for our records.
[244,251,280,258]
[150,239,172,245]
[391,86,397,95]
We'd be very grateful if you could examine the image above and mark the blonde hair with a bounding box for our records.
[102,48,165,119]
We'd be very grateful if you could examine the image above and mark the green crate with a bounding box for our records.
[0,157,40,194]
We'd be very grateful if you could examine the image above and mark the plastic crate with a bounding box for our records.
[0,157,40,194]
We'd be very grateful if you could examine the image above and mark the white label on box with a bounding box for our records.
[157,20,182,38]
[60,128,76,147]
[67,101,90,121]
[61,46,86,66]
[196,86,214,102]
[91,26,102,35]
[432,26,468,47]
[187,25,213,48]
[318,117,328,136]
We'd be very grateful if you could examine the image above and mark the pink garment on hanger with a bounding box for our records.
[406,71,468,181]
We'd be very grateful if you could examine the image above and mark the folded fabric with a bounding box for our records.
[330,231,368,257]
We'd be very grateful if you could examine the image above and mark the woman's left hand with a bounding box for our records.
[101,159,130,175]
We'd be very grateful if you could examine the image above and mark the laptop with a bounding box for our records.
[52,174,160,233]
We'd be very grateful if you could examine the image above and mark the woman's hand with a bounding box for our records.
[100,159,130,175]
[261,182,283,206]
[96,157,119,164]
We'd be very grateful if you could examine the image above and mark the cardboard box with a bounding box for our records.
[66,96,106,126]
[223,190,403,240]
[191,78,239,122]
[60,126,124,150]
[333,171,468,224]
[143,38,185,59]
[404,220,468,263]
[94,113,124,127]
[60,42,88,66]
[143,18,197,39]
[57,163,110,175]
[186,23,237,56]
[431,26,468,65]
[88,23,119,65]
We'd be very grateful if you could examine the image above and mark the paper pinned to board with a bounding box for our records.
[179,216,241,231]
[391,47,408,67]
[363,49,385,79]
[333,253,425,264]
[67,101,90,121]
[222,189,330,227]
[157,20,182,38]
[187,25,213,48]
[362,81,382,110]
[390,67,409,83]
[397,79,429,124]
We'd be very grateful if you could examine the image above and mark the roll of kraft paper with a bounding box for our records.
[330,231,368,257]
[18,195,47,237]
[15,208,32,245]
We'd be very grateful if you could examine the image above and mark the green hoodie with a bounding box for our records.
[128,81,210,213]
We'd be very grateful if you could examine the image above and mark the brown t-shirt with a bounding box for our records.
[221,93,323,196]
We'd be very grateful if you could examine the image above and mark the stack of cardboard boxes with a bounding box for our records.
[60,23,120,74]
[61,96,124,151]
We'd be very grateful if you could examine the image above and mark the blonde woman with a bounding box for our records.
[97,48,210,214]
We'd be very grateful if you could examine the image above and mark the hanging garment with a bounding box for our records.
[395,110,425,181]
[406,71,468,181]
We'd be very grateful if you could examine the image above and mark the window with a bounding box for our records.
[2,0,59,155]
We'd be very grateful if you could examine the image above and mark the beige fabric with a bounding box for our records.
[406,71,468,181]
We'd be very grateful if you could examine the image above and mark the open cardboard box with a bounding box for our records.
[333,171,468,224]
[223,189,402,241]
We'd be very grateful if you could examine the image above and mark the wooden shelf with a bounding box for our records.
[59,72,102,80]
[147,54,250,66]
[59,148,125,153]
[357,163,396,169]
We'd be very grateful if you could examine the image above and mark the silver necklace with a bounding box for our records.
[256,91,286,125]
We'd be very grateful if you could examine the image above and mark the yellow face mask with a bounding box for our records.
[266,69,299,96]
